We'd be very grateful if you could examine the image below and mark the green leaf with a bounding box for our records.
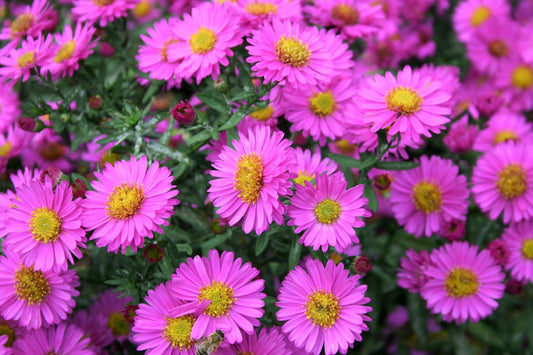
[195,92,228,114]
[327,153,364,169]
[375,161,420,171]
[142,82,162,105]
[146,141,188,162]
[407,292,429,347]
[466,322,504,349]
[364,183,378,212]
[201,232,232,252]
[219,110,246,131]
[231,91,257,102]
[186,130,212,148]
[288,239,302,270]
[255,233,270,256]
[175,243,193,256]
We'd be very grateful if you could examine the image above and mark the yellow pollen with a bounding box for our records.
[107,312,131,336]
[331,4,360,25]
[496,164,527,199]
[234,153,263,204]
[521,239,533,260]
[412,181,442,213]
[385,86,423,115]
[100,150,120,166]
[106,183,146,220]
[198,281,235,317]
[249,105,274,121]
[315,199,341,224]
[334,139,357,155]
[133,0,152,18]
[309,90,336,117]
[305,291,341,328]
[511,65,533,89]
[488,40,508,58]
[444,267,479,298]
[92,0,115,6]
[470,6,491,27]
[161,39,179,62]
[163,315,195,349]
[294,171,314,186]
[275,35,311,68]
[14,265,50,305]
[54,40,76,63]
[0,322,16,347]
[17,51,35,68]
[190,27,217,54]
[245,2,278,15]
[493,130,518,145]
[29,207,62,243]
[10,13,33,35]
[0,141,12,157]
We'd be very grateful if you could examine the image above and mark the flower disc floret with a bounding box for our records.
[386,86,423,115]
[14,266,50,305]
[522,239,533,260]
[496,164,527,199]
[331,4,359,25]
[164,315,195,349]
[10,13,34,34]
[470,5,490,26]
[190,27,217,54]
[234,154,264,204]
[412,181,442,213]
[29,207,62,243]
[199,281,236,317]
[105,183,146,220]
[314,199,341,224]
[309,90,336,117]
[444,268,479,298]
[305,291,340,328]
[246,2,278,15]
[275,35,311,68]
[53,40,76,63]
[512,65,533,89]
[107,312,130,336]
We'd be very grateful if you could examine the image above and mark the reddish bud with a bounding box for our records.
[505,279,524,295]
[210,217,227,234]
[18,117,45,132]
[487,239,510,266]
[373,173,393,191]
[143,243,164,263]
[99,42,115,57]
[353,255,373,276]
[123,304,139,324]
[170,101,196,125]
[440,219,466,241]
[72,179,88,199]
[40,167,65,187]
[88,95,102,110]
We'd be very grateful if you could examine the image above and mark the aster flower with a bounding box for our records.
[246,19,353,87]
[495,59,533,111]
[12,322,94,354]
[452,0,511,43]
[279,76,359,145]
[79,134,120,170]
[71,0,137,27]
[0,124,31,174]
[41,22,98,80]
[0,0,54,42]
[0,249,79,329]
[219,327,289,355]
[291,147,337,187]
[166,2,243,84]
[3,179,86,272]
[472,142,533,223]
[0,83,20,134]
[130,0,161,24]
[390,155,469,238]
[170,249,266,344]
[0,34,53,82]
[473,108,533,152]
[288,172,369,252]
[71,309,112,351]
[207,125,296,235]
[20,129,76,173]
[443,115,478,154]
[420,241,505,324]
[397,249,433,293]
[236,0,303,32]
[501,221,533,283]
[82,155,179,254]
[277,258,372,355]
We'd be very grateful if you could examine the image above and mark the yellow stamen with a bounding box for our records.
[106,183,146,220]
[54,40,76,63]
[275,35,311,68]
[511,65,533,89]
[249,105,274,121]
[305,291,341,328]
[315,199,341,224]
[10,13,33,35]
[0,141,12,157]
[133,0,152,18]
[444,267,479,298]
[190,27,217,54]
[496,164,527,199]
[309,90,336,117]
[107,312,130,336]
[412,181,442,213]
[17,51,35,68]
[164,315,195,349]
[245,2,278,15]
[470,6,491,27]
[331,4,359,25]
[198,281,235,317]
[385,86,423,115]
[234,153,263,204]
[521,239,533,260]
[92,0,115,6]
[29,207,62,243]
[492,130,518,145]
[14,265,50,305]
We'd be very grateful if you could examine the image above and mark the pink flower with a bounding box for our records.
[0,34,53,82]
[170,250,266,344]
[501,221,533,283]
[0,82,20,134]
[443,115,478,154]
[0,0,54,42]
[452,0,510,43]
[219,327,290,355]
[397,249,433,293]
[71,0,137,27]
[291,147,337,187]
[495,59,533,111]
[207,125,296,235]
[277,258,372,355]
[235,0,303,33]
[487,239,510,266]
[82,155,179,254]
[421,241,505,324]
[71,310,112,351]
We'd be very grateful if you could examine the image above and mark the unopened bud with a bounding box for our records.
[440,219,465,241]
[210,217,227,234]
[18,117,45,132]
[171,101,196,125]
[143,243,164,263]
[373,174,392,191]
[99,42,115,57]
[88,95,102,110]
[72,179,88,199]
[40,167,65,187]
[505,279,524,295]
[487,239,510,266]
[353,255,373,276]
[123,305,139,324]
[214,78,228,92]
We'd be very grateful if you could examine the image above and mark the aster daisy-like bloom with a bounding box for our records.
[501,221,533,283]
[12,322,94,354]
[166,2,243,84]
[170,249,266,344]
[472,142,533,223]
[71,0,137,27]
[473,108,533,152]
[358,66,451,147]
[288,172,369,252]
[390,155,469,238]
[236,0,303,32]
[0,249,79,329]
[0,124,31,174]
[0,83,20,134]
[88,289,134,345]
[0,34,53,82]
[81,155,179,254]
[219,326,289,355]
[0,0,54,42]
[291,147,337,187]
[496,59,533,111]
[452,0,510,43]
[207,125,296,235]
[71,309,111,351]
[246,19,353,87]
[420,241,505,324]
[277,258,372,355]
[279,76,359,145]
[3,179,86,272]
[397,249,433,293]
[41,22,98,80]
[443,115,478,154]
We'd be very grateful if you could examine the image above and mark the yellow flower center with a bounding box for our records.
[17,51,35,68]
[385,86,423,115]
[198,281,235,317]
[521,239,533,260]
[0,141,12,157]
[444,267,479,298]
[496,164,527,199]
[309,90,336,117]
[294,171,314,186]
[331,4,360,25]
[190,27,217,54]
[14,265,50,305]
[92,0,115,6]
[470,6,491,27]
[107,312,131,336]
[334,139,357,155]
[38,142,65,161]
[412,181,442,213]
[245,2,278,15]
[161,39,180,62]
[133,0,152,17]
[249,105,274,121]
[29,207,62,243]
[100,150,120,166]
[275,35,311,68]
[10,13,34,35]
[488,39,508,58]
[493,130,518,145]
[106,183,146,220]
[234,153,263,204]
[163,315,195,349]
[511,65,533,89]
[54,40,76,63]
[305,291,341,328]
[0,322,16,348]
[315,199,341,224]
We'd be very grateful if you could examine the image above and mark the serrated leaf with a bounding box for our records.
[375,160,420,171]
[288,239,302,270]
[255,233,270,256]
[407,292,429,347]
[364,183,378,212]
[195,92,228,114]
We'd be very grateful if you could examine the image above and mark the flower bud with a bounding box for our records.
[214,77,228,92]
[373,173,393,191]
[40,167,66,187]
[17,117,45,132]
[171,101,196,125]
[353,255,373,276]
[88,95,102,110]
[505,279,524,295]
[143,243,164,263]
[72,179,88,199]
